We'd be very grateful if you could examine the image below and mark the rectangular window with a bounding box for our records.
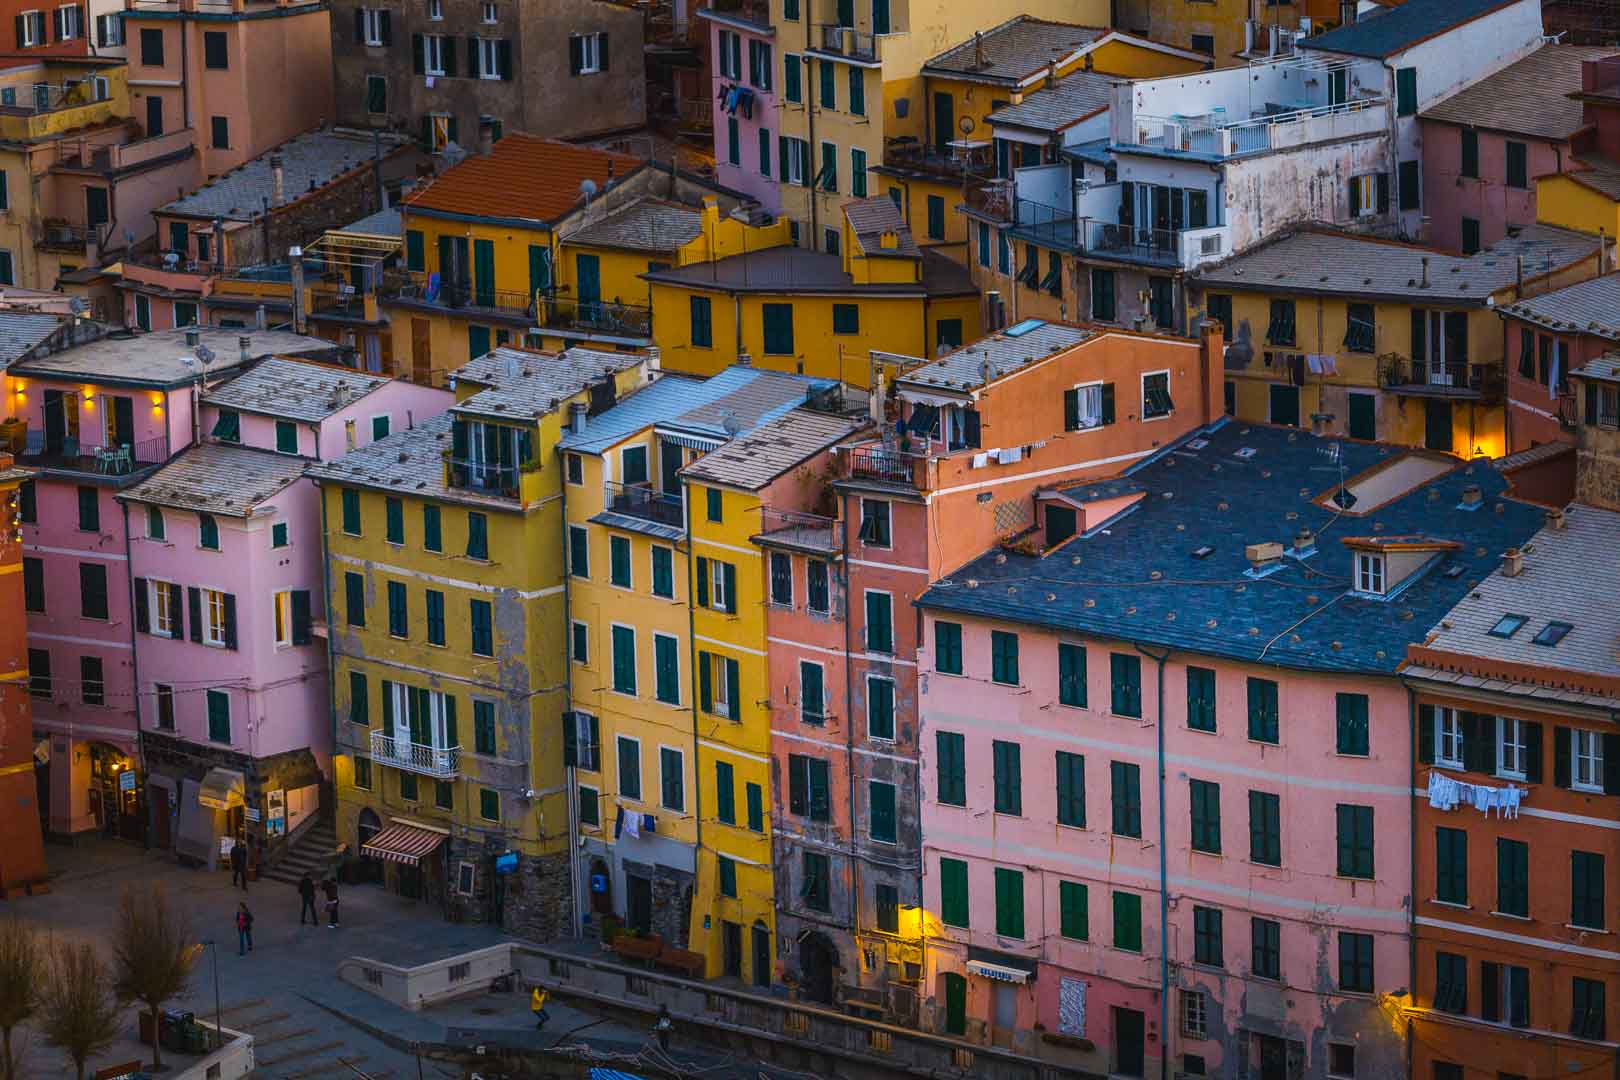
[867,676,894,739]
[570,712,600,772]
[21,558,42,612]
[850,147,867,197]
[1497,837,1528,916]
[1247,678,1279,743]
[659,746,684,811]
[479,788,499,822]
[705,487,723,522]
[806,559,828,613]
[1189,779,1221,854]
[1436,826,1467,905]
[869,780,896,842]
[1251,917,1280,980]
[1266,298,1296,346]
[1111,760,1141,838]
[831,302,859,336]
[340,489,361,535]
[202,29,227,68]
[1505,141,1528,189]
[1399,159,1420,211]
[466,512,488,560]
[1434,951,1467,1014]
[1113,891,1142,952]
[26,649,49,698]
[1460,128,1479,179]
[803,852,830,911]
[1059,880,1087,940]
[864,590,892,653]
[470,599,493,657]
[762,303,794,354]
[616,736,641,800]
[609,535,632,589]
[1057,643,1087,707]
[1186,666,1216,731]
[77,486,99,532]
[1395,67,1417,116]
[787,754,830,821]
[715,760,736,824]
[423,589,445,646]
[568,525,589,578]
[991,630,1019,685]
[210,116,229,150]
[650,546,674,599]
[926,194,945,240]
[1336,804,1374,879]
[1055,751,1085,828]
[1248,790,1281,866]
[768,552,792,606]
[718,855,737,898]
[653,633,679,705]
[1573,728,1604,792]
[940,856,968,927]
[1142,370,1172,419]
[1572,850,1605,930]
[1336,693,1369,756]
[385,497,404,544]
[80,656,103,705]
[197,513,219,550]
[1110,653,1141,717]
[473,699,495,754]
[994,867,1024,938]
[79,563,107,620]
[1092,268,1116,321]
[799,660,823,723]
[746,782,763,832]
[934,621,962,675]
[936,731,965,806]
[1573,977,1606,1040]
[1193,906,1223,967]
[992,740,1021,815]
[611,625,636,695]
[386,581,407,637]
[783,53,801,102]
[206,688,231,743]
[1498,715,1527,780]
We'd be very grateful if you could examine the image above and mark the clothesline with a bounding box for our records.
[1426,770,1524,818]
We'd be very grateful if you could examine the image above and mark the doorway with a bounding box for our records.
[150,784,171,850]
[932,92,953,155]
[1424,399,1453,452]
[355,808,384,885]
[722,920,742,978]
[991,983,1017,1048]
[1348,392,1376,440]
[751,921,771,988]
[1114,1006,1146,1078]
[626,873,653,935]
[798,932,838,1004]
[410,319,431,384]
[576,254,601,321]
[1269,384,1300,427]
[941,972,966,1035]
[1256,1032,1287,1080]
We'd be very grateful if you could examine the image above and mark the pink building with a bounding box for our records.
[1420,45,1616,253]
[915,423,1547,1078]
[699,2,779,214]
[1498,272,1620,463]
[120,357,450,863]
[7,326,344,840]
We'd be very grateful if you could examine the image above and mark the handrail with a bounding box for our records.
[603,480,685,527]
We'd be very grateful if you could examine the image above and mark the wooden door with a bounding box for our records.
[411,319,431,384]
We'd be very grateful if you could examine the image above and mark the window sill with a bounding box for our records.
[1565,923,1611,934]
[1490,910,1532,922]
[1572,783,1604,796]
[1186,724,1217,735]
[1429,899,1470,910]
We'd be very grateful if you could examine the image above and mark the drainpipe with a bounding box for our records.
[1403,677,1418,1077]
[120,500,148,847]
[1134,641,1172,1077]
[682,474,704,949]
[804,26,818,248]
[558,459,581,940]
[839,496,860,957]
[314,482,341,831]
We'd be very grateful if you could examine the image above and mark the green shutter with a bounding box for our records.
[1113,891,1142,951]
[725,657,741,721]
[716,760,735,824]
[1436,826,1468,905]
[762,304,794,354]
[1186,666,1216,731]
[935,621,962,674]
[1059,880,1088,940]
[937,731,965,805]
[991,631,1019,685]
[406,230,425,272]
[1190,779,1221,854]
[1336,693,1369,755]
[1247,678,1279,743]
[612,625,636,694]
[1056,750,1085,827]
[994,867,1024,938]
[655,635,679,704]
[869,781,895,842]
[746,782,763,832]
[1058,643,1086,707]
[992,739,1021,815]
[940,857,969,928]
[1110,653,1140,716]
[1249,790,1280,866]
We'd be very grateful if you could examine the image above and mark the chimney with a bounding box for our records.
[213,216,226,268]
[1547,507,1568,530]
[1502,547,1524,577]
[1459,483,1483,509]
[736,352,753,366]
[879,229,899,249]
[254,305,267,330]
[569,402,587,434]
[1420,256,1430,289]
[477,116,496,157]
[270,155,285,207]
[973,31,985,69]
[869,370,885,425]
[1198,316,1225,423]
[185,328,200,348]
[1292,526,1315,554]
[1246,541,1284,572]
[1083,51,1093,72]
[239,335,252,366]
[288,245,306,334]
[1046,61,1058,90]
[644,346,661,376]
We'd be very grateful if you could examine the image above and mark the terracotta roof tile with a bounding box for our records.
[403,134,642,224]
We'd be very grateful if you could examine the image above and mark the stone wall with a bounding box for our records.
[502,850,576,942]
[254,145,419,266]
[139,729,325,852]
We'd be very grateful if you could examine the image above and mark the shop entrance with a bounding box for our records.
[89,744,143,843]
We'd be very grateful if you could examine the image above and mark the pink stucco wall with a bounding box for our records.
[709,19,780,214]
[1421,121,1565,253]
[918,613,1411,1078]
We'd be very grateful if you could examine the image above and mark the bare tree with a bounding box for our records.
[109,885,198,1071]
[39,941,120,1080]
[0,920,43,1080]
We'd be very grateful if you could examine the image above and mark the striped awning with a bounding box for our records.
[361,822,446,866]
[966,959,1030,984]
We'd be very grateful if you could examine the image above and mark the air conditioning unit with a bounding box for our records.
[1161,121,1183,149]
[1200,233,1223,256]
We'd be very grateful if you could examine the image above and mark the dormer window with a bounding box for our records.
[1355,552,1385,595]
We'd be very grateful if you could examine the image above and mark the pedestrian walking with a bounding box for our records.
[322,875,340,928]
[236,902,254,956]
[229,839,248,891]
[297,872,318,925]
[530,986,550,1030]
[654,1004,672,1052]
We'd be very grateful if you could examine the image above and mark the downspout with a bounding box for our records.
[1135,641,1172,1077]
[314,481,340,824]
[682,473,704,945]
[179,19,191,132]
[120,500,146,846]
[559,458,581,940]
[1403,677,1418,1079]
[804,27,817,248]
[839,495,859,953]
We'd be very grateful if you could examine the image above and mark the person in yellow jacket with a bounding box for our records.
[531,986,550,1030]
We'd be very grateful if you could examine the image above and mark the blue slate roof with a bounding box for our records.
[557,366,830,455]
[1300,0,1517,59]
[917,422,1548,675]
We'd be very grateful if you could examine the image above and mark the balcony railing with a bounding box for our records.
[964,177,1014,223]
[1125,98,1384,159]
[39,219,91,252]
[846,445,921,487]
[1011,198,1077,249]
[756,506,842,554]
[1379,357,1504,404]
[385,271,535,319]
[18,432,170,475]
[538,295,652,340]
[444,452,525,499]
[817,24,876,59]
[883,140,992,182]
[1081,220,1184,268]
[370,731,460,779]
[603,480,685,528]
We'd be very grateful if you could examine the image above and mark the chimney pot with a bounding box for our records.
[1421,256,1430,289]
[737,352,752,367]
[239,335,252,364]
[185,329,200,348]
[1502,547,1524,577]
[1547,507,1568,529]
[569,401,587,434]
[477,117,496,157]
[1460,484,1483,507]
[270,155,286,207]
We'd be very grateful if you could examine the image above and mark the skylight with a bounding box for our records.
[1004,319,1044,338]
[1532,620,1573,647]
[1488,614,1527,639]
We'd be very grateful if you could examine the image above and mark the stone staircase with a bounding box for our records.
[262,819,338,887]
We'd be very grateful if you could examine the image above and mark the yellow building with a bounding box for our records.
[1186,225,1609,454]
[774,0,1108,257]
[311,346,652,934]
[678,404,867,980]
[648,196,979,384]
[558,363,842,966]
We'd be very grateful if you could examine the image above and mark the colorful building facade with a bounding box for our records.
[0,452,46,892]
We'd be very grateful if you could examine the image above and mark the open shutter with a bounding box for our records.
[1522,721,1542,784]
[779,136,789,182]
[1555,726,1572,788]
[726,658,740,721]
[291,590,312,645]
[696,557,710,608]
[1063,388,1079,431]
[1376,173,1390,214]
[1410,309,1426,367]
[354,8,365,43]
[222,593,237,650]
[1604,733,1620,794]
[444,694,457,748]
[1100,383,1116,425]
[723,563,737,614]
[568,35,582,75]
[1476,714,1497,775]
[412,33,425,74]
[598,32,608,70]
[442,39,457,77]
[188,587,203,643]
[379,10,391,44]
[1417,704,1434,765]
[467,37,479,77]
[1481,963,1501,1022]
[133,578,149,634]
[382,680,394,728]
[562,711,578,767]
[698,652,713,713]
[962,408,980,448]
[170,583,183,640]
[1588,382,1601,424]
[497,39,512,79]
[14,16,23,48]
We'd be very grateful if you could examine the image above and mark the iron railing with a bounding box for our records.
[964,177,1014,222]
[444,452,523,498]
[818,24,875,59]
[538,295,652,339]
[603,480,685,528]
[846,445,920,487]
[19,432,170,474]
[386,270,535,317]
[1012,199,1077,248]
[1379,358,1505,404]
[883,141,992,181]
[1127,97,1384,158]
[370,731,460,779]
[1081,220,1184,267]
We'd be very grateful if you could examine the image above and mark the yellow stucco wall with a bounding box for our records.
[1536,175,1620,243]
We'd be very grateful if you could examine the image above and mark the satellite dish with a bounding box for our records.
[580,179,598,201]
[958,116,975,134]
[194,343,216,369]
[720,410,740,438]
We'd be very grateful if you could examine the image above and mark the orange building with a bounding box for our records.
[0,454,46,893]
[1404,494,1620,1079]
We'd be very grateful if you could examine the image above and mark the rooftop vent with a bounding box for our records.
[1547,507,1567,530]
[1457,484,1483,511]
[1244,541,1285,578]
[1502,547,1524,577]
[1233,447,1257,460]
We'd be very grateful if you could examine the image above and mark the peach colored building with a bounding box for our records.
[916,424,1546,1078]
[0,453,47,893]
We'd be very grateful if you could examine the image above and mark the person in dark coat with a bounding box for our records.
[297,873,318,925]
[229,839,248,891]
[236,902,253,956]
[322,875,340,928]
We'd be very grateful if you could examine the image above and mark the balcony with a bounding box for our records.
[17,433,171,477]
[1379,357,1505,404]
[816,24,876,60]
[882,139,992,184]
[370,731,461,779]
[602,480,685,529]
[38,219,91,253]
[383,270,536,324]
[537,295,653,342]
[845,444,922,488]
[1121,98,1385,160]
[444,452,528,499]
[754,506,842,555]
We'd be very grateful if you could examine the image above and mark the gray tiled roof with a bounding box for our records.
[1415,503,1620,687]
[644,246,976,296]
[8,327,340,388]
[338,205,403,239]
[897,320,1093,394]
[1575,354,1620,381]
[0,312,63,369]
[1191,225,1604,303]
[306,413,515,510]
[1493,439,1574,474]
[1420,45,1617,141]
[989,69,1115,132]
[1566,157,1620,199]
[557,367,827,454]
[844,197,921,258]
[452,347,646,422]
[160,128,412,222]
[680,407,865,490]
[1300,0,1517,59]
[204,357,390,423]
[564,198,703,253]
[923,16,1106,84]
[1499,272,1620,341]
[119,443,309,516]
